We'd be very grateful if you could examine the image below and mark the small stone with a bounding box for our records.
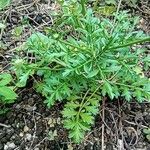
[53,130,57,137]
[34,148,40,150]
[25,105,37,112]
[56,117,61,124]
[25,133,32,141]
[14,104,21,109]
[7,142,16,149]
[143,112,148,116]
[4,145,8,150]
[19,132,24,137]
[50,124,54,127]
[68,144,73,150]
[53,119,56,124]
[23,126,29,132]
[48,118,53,125]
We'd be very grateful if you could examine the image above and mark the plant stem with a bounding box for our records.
[93,0,99,11]
[108,37,150,50]
[76,85,101,122]
[58,39,91,53]
[81,0,86,16]
[112,82,147,92]
[111,0,122,33]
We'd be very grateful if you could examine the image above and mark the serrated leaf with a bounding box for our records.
[122,88,132,102]
[80,113,94,124]
[66,102,79,108]
[46,93,55,107]
[86,69,99,78]
[0,73,12,86]
[102,82,114,99]
[0,86,17,100]
[85,106,99,115]
[62,108,77,118]
[16,71,31,87]
[69,125,84,143]
[62,69,72,77]
[64,119,76,129]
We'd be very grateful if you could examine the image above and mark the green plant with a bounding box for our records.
[143,128,150,142]
[105,0,138,8]
[0,0,11,10]
[93,0,138,11]
[12,1,150,143]
[0,73,17,103]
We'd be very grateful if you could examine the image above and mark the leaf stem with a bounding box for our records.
[108,37,150,50]
[80,0,86,16]
[76,85,101,122]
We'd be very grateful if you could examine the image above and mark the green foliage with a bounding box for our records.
[143,128,150,141]
[0,73,17,103]
[105,0,138,8]
[12,26,23,37]
[12,1,150,143]
[0,0,11,10]
[0,23,6,29]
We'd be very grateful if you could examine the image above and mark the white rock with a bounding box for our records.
[5,142,16,149]
[23,126,30,132]
[25,133,32,141]
[4,145,8,150]
[19,132,24,137]
[8,142,16,149]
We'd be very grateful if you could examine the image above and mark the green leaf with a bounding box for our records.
[69,125,84,143]
[62,69,72,77]
[85,106,99,115]
[102,82,114,99]
[16,71,31,87]
[0,73,12,86]
[12,26,23,37]
[80,113,94,124]
[146,135,150,141]
[62,108,77,118]
[122,88,132,102]
[0,86,17,100]
[0,23,6,29]
[143,128,150,135]
[0,0,11,10]
[86,69,99,78]
[64,119,76,129]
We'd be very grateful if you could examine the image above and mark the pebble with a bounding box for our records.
[25,105,37,112]
[34,148,40,150]
[48,118,53,125]
[56,117,61,124]
[4,142,16,150]
[23,126,30,132]
[25,133,32,141]
[14,104,21,109]
[4,145,8,150]
[19,132,24,137]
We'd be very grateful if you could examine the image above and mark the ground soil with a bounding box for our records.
[0,0,150,150]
